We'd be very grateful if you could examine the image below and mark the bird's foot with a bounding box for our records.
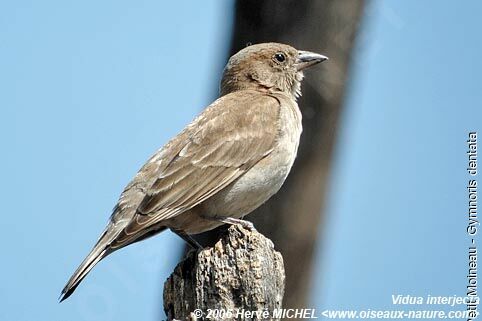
[172,229,204,250]
[218,217,257,232]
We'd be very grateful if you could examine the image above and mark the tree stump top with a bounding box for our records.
[163,225,285,321]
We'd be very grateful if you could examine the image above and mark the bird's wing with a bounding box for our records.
[109,91,281,248]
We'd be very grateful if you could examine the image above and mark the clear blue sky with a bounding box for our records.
[1,1,481,321]
[312,0,482,316]
[0,1,232,320]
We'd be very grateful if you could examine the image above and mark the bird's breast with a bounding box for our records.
[202,96,302,218]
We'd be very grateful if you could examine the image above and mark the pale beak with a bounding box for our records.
[296,50,329,71]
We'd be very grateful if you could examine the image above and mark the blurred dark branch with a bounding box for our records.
[191,0,366,317]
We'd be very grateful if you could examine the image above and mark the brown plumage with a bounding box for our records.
[60,42,327,301]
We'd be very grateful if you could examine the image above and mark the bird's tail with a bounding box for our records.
[59,229,114,302]
[59,222,168,302]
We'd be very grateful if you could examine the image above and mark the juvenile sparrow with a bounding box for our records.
[60,42,327,301]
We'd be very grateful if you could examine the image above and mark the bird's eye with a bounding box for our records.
[274,53,286,63]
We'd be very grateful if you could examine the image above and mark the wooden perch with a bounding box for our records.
[163,225,285,321]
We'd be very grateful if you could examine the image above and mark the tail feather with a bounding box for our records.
[59,223,168,302]
[59,241,109,302]
[59,224,120,302]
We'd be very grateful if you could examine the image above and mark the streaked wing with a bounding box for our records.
[110,91,281,248]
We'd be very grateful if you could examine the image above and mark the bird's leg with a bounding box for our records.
[216,217,257,232]
[171,229,203,250]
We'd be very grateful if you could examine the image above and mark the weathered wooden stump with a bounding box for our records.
[163,225,285,321]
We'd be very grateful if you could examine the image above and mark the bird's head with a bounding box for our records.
[220,42,328,99]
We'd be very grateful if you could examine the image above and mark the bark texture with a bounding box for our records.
[193,0,366,315]
[165,225,285,321]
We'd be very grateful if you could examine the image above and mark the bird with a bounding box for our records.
[60,42,328,302]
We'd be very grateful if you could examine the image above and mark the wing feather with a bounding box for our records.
[109,91,281,248]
